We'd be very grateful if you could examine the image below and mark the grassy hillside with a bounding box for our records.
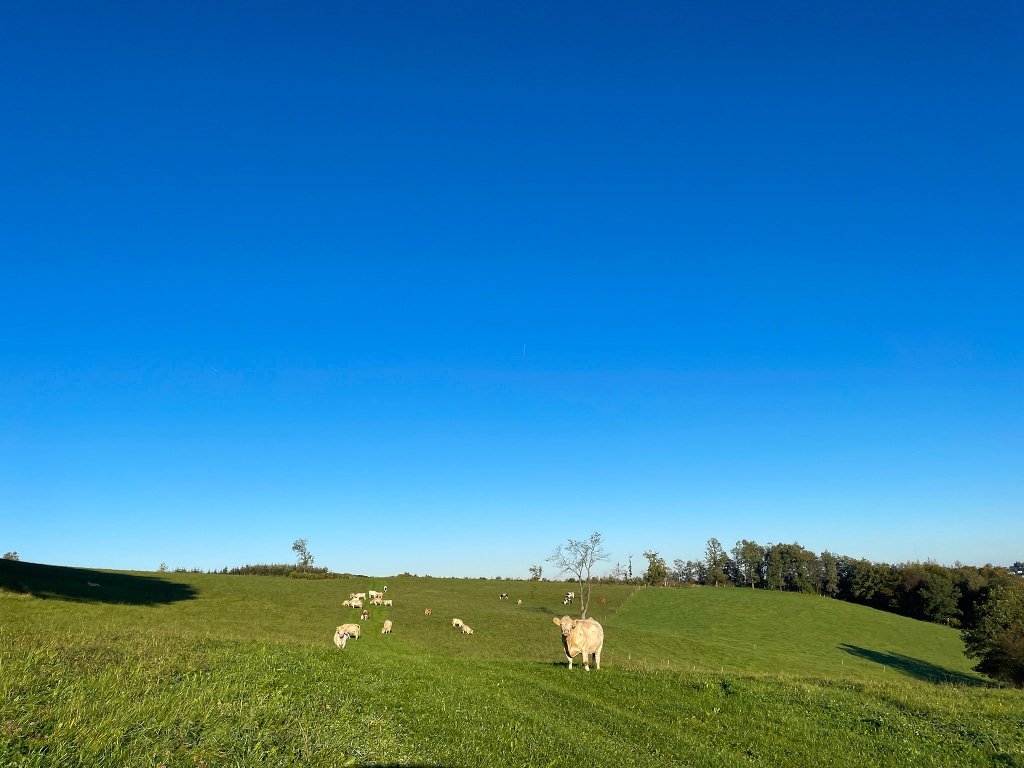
[1,561,1021,767]
[605,586,982,683]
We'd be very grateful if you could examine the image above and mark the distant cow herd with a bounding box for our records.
[335,586,391,648]
[333,584,606,670]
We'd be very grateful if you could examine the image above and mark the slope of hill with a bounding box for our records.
[1,561,1021,767]
[604,586,983,684]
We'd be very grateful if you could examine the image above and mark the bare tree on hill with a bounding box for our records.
[548,532,609,619]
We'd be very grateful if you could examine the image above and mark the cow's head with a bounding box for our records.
[553,615,576,637]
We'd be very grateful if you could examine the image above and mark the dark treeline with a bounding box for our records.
[216,564,343,579]
[629,538,1017,629]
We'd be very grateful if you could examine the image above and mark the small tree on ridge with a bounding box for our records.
[643,550,669,586]
[292,538,314,570]
[548,532,609,619]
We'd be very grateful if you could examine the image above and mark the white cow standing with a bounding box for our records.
[335,622,362,648]
[553,615,604,671]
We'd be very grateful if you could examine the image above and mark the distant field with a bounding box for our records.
[1,561,1021,767]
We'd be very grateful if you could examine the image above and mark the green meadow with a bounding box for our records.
[1,561,1021,767]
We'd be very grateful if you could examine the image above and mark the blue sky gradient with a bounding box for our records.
[2,1,1021,576]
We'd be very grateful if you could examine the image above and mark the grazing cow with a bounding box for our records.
[383,586,388,593]
[461,625,474,634]
[369,590,383,600]
[452,618,464,628]
[564,592,575,600]
[598,598,606,605]
[383,599,393,607]
[553,615,604,671]
[354,593,367,600]
[350,599,363,609]
[424,608,432,616]
[360,609,370,620]
[563,598,574,605]
[370,598,384,606]
[516,599,522,605]
[334,623,361,647]
[381,620,393,634]
[337,622,361,640]
[342,599,352,607]
[499,592,509,600]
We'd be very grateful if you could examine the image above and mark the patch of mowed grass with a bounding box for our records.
[3,565,1023,767]
[606,585,984,684]
[0,630,403,767]
[7,632,1016,768]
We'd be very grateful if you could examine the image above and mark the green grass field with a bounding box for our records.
[2,560,1021,767]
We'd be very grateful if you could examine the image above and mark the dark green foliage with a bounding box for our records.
[839,558,902,612]
[287,570,343,580]
[764,545,786,590]
[642,550,668,586]
[704,537,730,587]
[764,542,818,594]
[223,563,335,577]
[817,550,840,597]
[918,566,962,624]
[731,539,765,589]
[954,564,1014,627]
[961,581,1024,687]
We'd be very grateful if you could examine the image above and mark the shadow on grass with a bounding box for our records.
[839,644,987,686]
[0,559,197,606]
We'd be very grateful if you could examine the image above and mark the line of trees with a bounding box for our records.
[636,538,1016,628]
[629,538,1022,687]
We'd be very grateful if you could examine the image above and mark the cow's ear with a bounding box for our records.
[553,616,561,625]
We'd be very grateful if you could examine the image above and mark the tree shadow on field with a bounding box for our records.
[839,644,987,686]
[0,559,196,606]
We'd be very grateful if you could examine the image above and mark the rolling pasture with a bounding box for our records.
[1,561,1021,767]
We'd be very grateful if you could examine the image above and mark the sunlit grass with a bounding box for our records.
[1,562,1021,767]
[605,586,983,683]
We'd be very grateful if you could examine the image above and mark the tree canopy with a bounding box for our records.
[643,551,669,586]
[291,538,314,570]
[961,582,1024,687]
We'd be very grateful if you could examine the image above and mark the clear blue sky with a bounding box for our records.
[2,1,1021,577]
